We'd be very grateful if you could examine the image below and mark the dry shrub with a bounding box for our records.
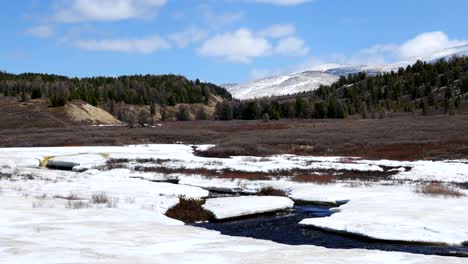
[415,183,465,198]
[106,197,119,208]
[65,200,90,209]
[455,182,468,190]
[195,144,277,158]
[165,198,214,223]
[32,199,54,209]
[135,158,172,164]
[338,157,361,163]
[134,165,396,182]
[91,192,110,204]
[105,159,129,170]
[256,187,288,197]
[292,174,337,184]
[0,172,13,179]
[134,166,271,180]
[288,144,316,155]
[107,158,130,163]
[53,193,82,200]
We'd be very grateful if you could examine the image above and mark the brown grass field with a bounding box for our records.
[1,113,468,160]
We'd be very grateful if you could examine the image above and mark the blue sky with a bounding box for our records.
[1,0,468,84]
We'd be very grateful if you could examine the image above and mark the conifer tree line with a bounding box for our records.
[1,57,467,121]
[214,57,468,120]
[0,73,231,107]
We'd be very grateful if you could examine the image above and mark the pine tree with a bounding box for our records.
[449,102,456,116]
[150,102,156,116]
[360,102,368,119]
[176,105,192,121]
[421,100,428,116]
[137,110,150,126]
[295,97,304,118]
[31,88,42,99]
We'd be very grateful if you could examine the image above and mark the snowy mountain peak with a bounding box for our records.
[228,71,339,100]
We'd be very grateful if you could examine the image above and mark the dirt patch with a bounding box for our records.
[65,102,121,125]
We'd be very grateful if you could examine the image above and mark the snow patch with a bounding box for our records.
[203,196,294,220]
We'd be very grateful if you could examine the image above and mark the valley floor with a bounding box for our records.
[1,115,468,160]
[1,144,467,263]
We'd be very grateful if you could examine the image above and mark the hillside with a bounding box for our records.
[227,44,468,100]
[227,71,339,100]
[0,97,121,129]
[213,57,468,121]
[0,73,231,108]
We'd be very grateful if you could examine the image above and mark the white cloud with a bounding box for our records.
[168,27,208,48]
[200,6,244,31]
[198,28,272,63]
[275,36,309,56]
[296,31,468,74]
[26,25,55,39]
[54,0,167,22]
[259,24,295,38]
[253,0,313,5]
[396,31,467,60]
[76,35,170,53]
[352,31,468,63]
[198,25,309,63]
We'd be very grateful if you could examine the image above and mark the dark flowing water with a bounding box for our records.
[194,205,468,257]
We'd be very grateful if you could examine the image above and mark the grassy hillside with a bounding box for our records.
[0,97,121,129]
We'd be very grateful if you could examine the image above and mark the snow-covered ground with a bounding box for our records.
[1,144,467,263]
[296,184,468,246]
[203,196,294,220]
[2,195,466,264]
[227,71,339,100]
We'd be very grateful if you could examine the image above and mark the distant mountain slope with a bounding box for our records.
[219,83,239,89]
[228,71,339,100]
[228,44,468,100]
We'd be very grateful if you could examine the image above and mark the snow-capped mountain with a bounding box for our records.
[320,64,401,76]
[227,44,468,100]
[426,44,468,62]
[227,71,339,100]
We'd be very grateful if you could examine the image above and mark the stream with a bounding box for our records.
[194,205,468,257]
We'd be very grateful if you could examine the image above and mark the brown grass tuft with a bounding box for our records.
[256,187,288,196]
[165,198,214,223]
[104,158,129,170]
[415,183,465,198]
[65,200,90,209]
[53,193,82,200]
[91,192,111,204]
[292,174,337,184]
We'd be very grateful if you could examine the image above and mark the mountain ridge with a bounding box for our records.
[227,44,468,100]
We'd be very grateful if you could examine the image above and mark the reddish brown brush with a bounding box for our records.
[415,183,465,198]
[165,198,214,223]
[292,174,337,184]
